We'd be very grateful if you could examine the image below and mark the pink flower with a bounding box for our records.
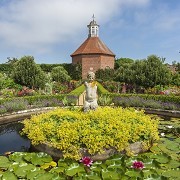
[131,161,144,170]
[80,156,93,167]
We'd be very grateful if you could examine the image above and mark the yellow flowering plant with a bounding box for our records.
[22,107,159,160]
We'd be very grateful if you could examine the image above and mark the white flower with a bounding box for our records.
[160,133,165,136]
[166,125,173,129]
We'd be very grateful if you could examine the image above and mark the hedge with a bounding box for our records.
[108,93,180,104]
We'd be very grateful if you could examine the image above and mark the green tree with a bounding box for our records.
[95,68,115,81]
[6,57,18,65]
[142,55,171,87]
[12,56,47,89]
[114,62,134,83]
[171,73,180,86]
[130,60,146,86]
[51,66,71,83]
[115,58,134,69]
[114,55,172,88]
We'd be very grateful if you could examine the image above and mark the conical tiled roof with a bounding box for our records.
[71,37,115,57]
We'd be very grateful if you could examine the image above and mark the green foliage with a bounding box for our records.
[22,107,159,160]
[97,82,109,94]
[142,55,172,87]
[0,64,13,75]
[100,81,120,93]
[112,95,179,110]
[171,73,180,86]
[2,98,28,112]
[109,93,180,104]
[115,57,134,69]
[12,56,47,89]
[63,63,82,80]
[40,63,82,80]
[114,55,172,88]
[95,68,115,81]
[0,73,21,91]
[51,66,71,83]
[98,95,113,106]
[0,95,66,115]
[69,84,85,96]
[114,61,134,84]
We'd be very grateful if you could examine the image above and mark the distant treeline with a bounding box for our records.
[0,63,82,80]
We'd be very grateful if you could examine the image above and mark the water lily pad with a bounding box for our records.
[58,159,71,168]
[50,166,66,173]
[26,167,45,179]
[142,169,157,179]
[41,161,57,169]
[2,171,17,180]
[85,172,101,180]
[0,156,11,169]
[125,169,142,178]
[167,160,180,169]
[162,169,180,178]
[9,152,26,162]
[174,138,180,143]
[102,169,121,179]
[152,154,170,164]
[65,163,85,177]
[34,172,56,180]
[90,166,102,173]
[30,153,52,166]
[150,145,161,154]
[107,162,123,170]
[13,163,35,178]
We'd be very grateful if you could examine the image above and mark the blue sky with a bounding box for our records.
[0,0,179,64]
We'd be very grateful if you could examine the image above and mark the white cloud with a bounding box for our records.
[0,0,150,53]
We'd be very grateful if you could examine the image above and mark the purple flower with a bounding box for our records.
[131,161,144,170]
[80,156,93,167]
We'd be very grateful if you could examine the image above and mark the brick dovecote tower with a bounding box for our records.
[71,16,115,79]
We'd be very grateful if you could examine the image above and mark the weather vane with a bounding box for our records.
[92,14,95,21]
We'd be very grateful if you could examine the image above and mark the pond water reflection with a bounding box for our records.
[0,122,30,155]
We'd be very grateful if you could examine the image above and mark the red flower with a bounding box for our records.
[160,91,164,95]
[131,161,144,170]
[80,156,93,167]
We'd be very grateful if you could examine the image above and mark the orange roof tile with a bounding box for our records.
[71,37,115,57]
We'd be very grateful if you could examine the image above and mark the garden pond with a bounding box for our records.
[0,115,179,179]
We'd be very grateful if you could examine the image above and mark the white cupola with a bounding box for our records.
[87,14,99,37]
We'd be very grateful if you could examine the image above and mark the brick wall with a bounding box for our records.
[72,54,115,79]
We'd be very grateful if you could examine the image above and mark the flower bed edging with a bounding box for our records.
[32,141,147,161]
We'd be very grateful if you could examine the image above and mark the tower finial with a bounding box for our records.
[92,14,95,21]
[87,14,99,37]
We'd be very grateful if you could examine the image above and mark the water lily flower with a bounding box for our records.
[80,156,93,167]
[166,125,173,129]
[131,161,144,170]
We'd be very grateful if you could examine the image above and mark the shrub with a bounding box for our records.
[0,105,7,114]
[51,66,71,83]
[3,98,28,112]
[31,98,64,108]
[12,56,47,89]
[113,96,179,110]
[22,107,159,160]
[98,95,113,106]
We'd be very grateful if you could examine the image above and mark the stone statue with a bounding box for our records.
[83,71,98,112]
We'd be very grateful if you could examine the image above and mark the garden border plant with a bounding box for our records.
[21,107,160,160]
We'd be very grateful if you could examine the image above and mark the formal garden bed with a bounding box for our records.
[21,107,160,159]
